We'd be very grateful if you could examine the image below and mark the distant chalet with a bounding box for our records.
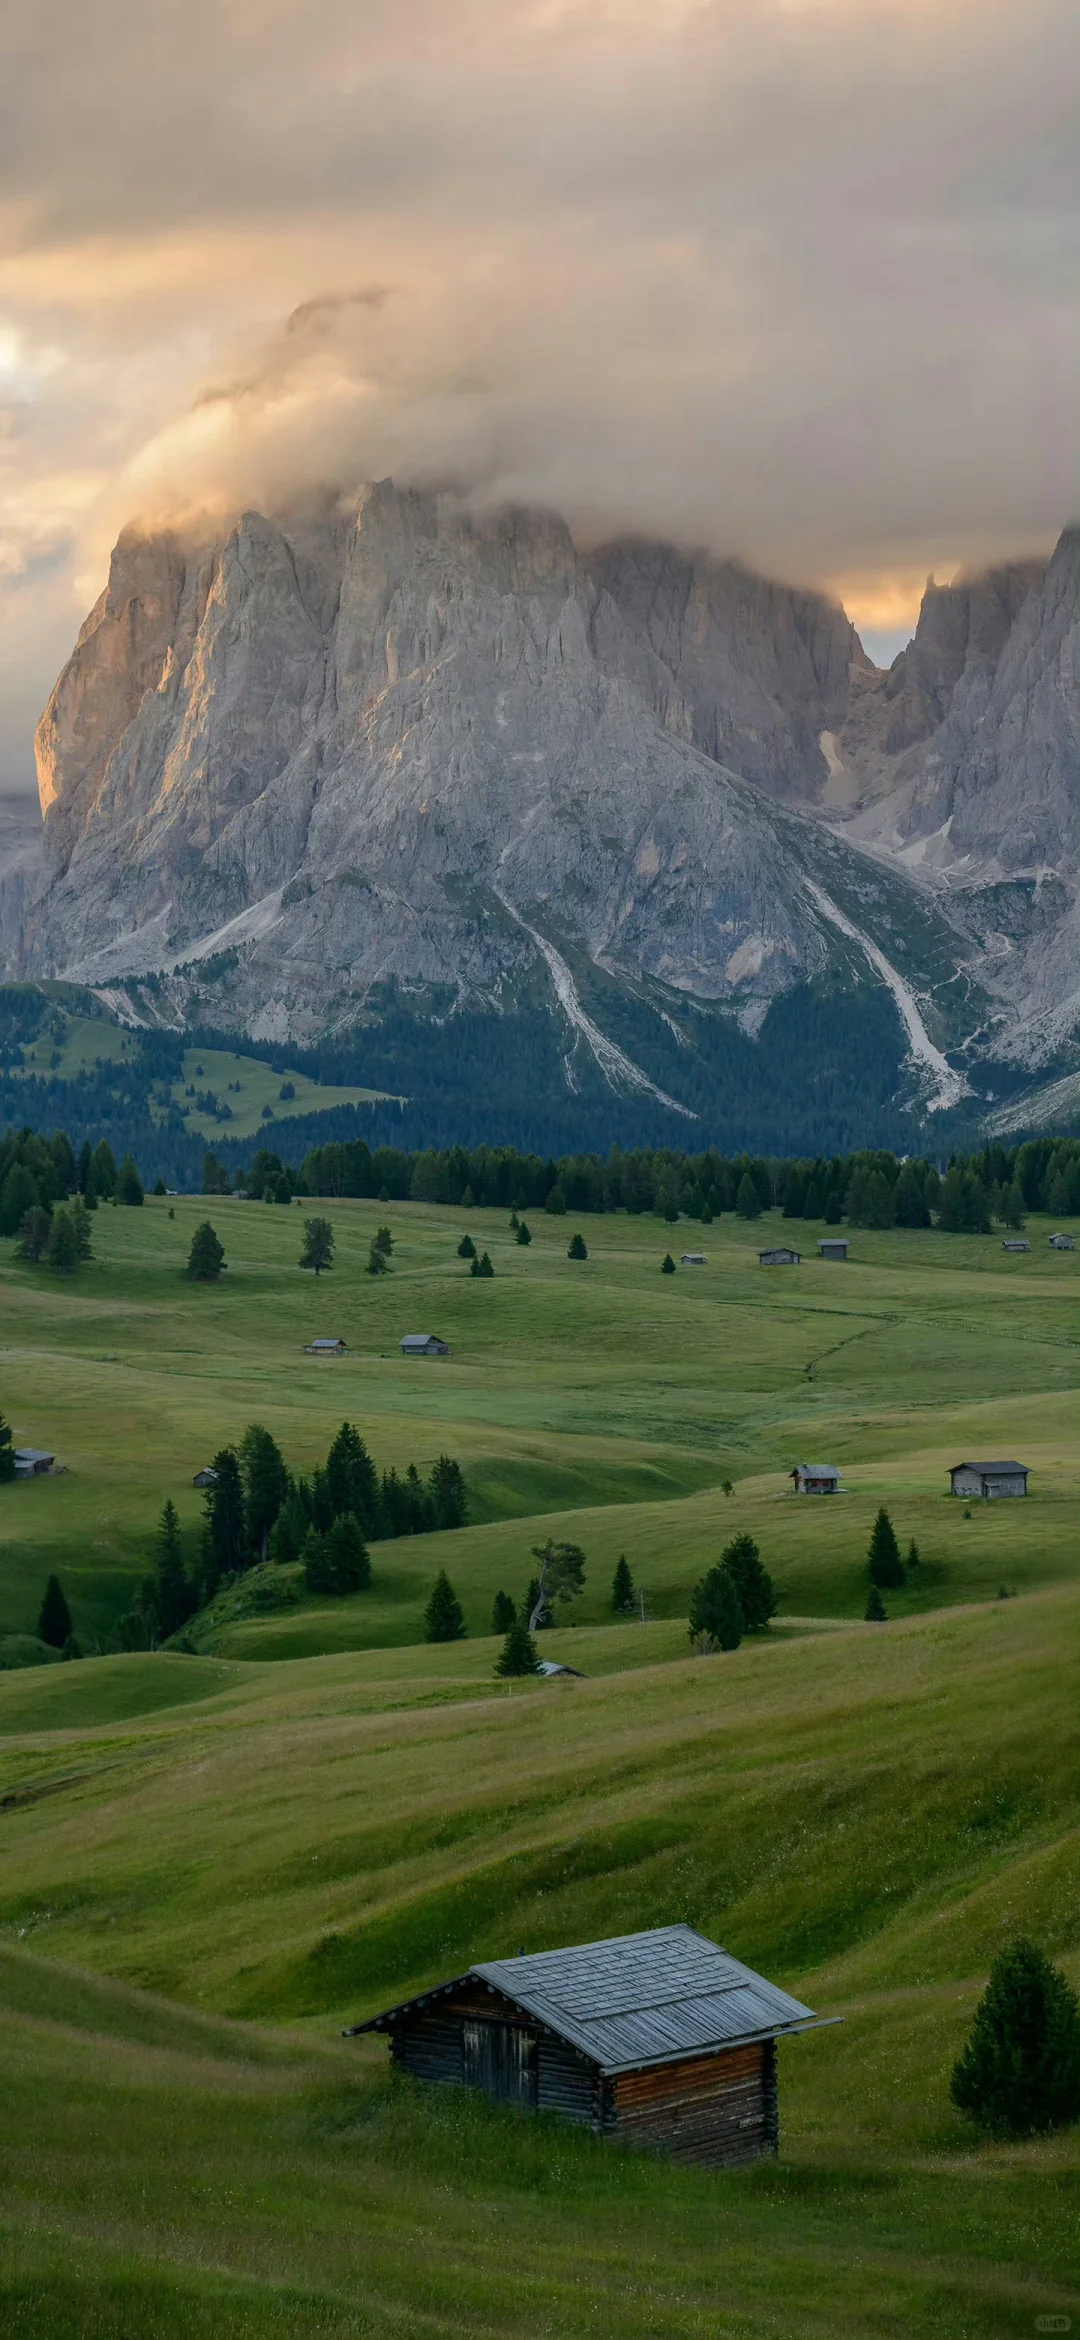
[791,1464,842,1495]
[346,1925,826,2166]
[304,1337,348,1355]
[759,1246,800,1267]
[817,1237,848,1261]
[13,1448,55,1479]
[191,1466,219,1488]
[1049,1231,1075,1251]
[949,1460,1029,1500]
[400,1334,450,1357]
[1001,1239,1030,1253]
[680,1252,707,1265]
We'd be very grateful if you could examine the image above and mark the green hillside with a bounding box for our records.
[0,1189,1077,2335]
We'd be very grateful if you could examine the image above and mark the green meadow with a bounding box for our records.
[0,1192,1077,2334]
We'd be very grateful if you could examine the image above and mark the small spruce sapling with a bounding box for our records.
[515,1221,532,1246]
[567,1232,588,1259]
[865,1584,887,1621]
[424,1569,467,1642]
[867,1505,905,1588]
[950,1940,1080,2137]
[457,1233,477,1259]
[661,1253,676,1274]
[612,1555,635,1615]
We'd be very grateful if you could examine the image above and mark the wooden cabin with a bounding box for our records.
[1001,1239,1030,1253]
[680,1252,707,1265]
[400,1333,451,1357]
[191,1466,219,1488]
[790,1463,842,1495]
[949,1459,1029,1499]
[13,1448,55,1479]
[345,1924,824,2167]
[759,1246,800,1267]
[304,1336,348,1355]
[817,1237,848,1261]
[1049,1232,1075,1251]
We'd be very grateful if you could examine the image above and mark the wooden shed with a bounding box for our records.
[949,1459,1029,1499]
[790,1463,842,1495]
[304,1337,347,1355]
[759,1246,800,1267]
[345,1925,825,2166]
[13,1448,55,1479]
[400,1333,450,1357]
[817,1237,848,1261]
[1049,1232,1075,1251]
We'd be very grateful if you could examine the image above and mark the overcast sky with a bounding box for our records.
[1,0,1077,794]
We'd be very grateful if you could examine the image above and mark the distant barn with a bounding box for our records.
[949,1460,1029,1500]
[680,1252,707,1265]
[790,1464,842,1495]
[304,1337,348,1355]
[817,1238,848,1261]
[759,1246,800,1267]
[345,1925,826,2166]
[13,1448,55,1479]
[192,1466,219,1488]
[1049,1231,1075,1251]
[400,1334,450,1357]
[1001,1239,1030,1253]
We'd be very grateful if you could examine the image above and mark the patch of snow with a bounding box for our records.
[804,876,970,1112]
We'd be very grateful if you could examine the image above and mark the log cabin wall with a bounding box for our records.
[607,2040,776,2167]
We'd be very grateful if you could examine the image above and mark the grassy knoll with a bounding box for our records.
[0,1189,1076,1648]
[0,1590,1077,2336]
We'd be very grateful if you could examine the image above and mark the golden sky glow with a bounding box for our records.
[0,0,1077,783]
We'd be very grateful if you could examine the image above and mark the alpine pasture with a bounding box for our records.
[1,1191,1077,2338]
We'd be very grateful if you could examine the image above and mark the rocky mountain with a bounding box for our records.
[11,484,1079,1141]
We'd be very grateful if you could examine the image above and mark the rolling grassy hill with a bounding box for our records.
[0,1189,1076,2335]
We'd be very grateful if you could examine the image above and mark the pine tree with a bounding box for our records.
[515,1222,532,1246]
[301,1525,333,1594]
[201,1448,246,1591]
[373,1224,393,1255]
[37,1573,73,1649]
[313,1512,370,1593]
[424,1569,466,1642]
[865,1584,887,1621]
[269,1487,310,1566]
[735,1172,761,1220]
[495,1618,540,1677]
[300,1217,335,1274]
[88,1140,117,1202]
[0,1411,14,1483]
[17,1206,52,1261]
[429,1454,467,1529]
[719,1532,777,1631]
[116,1153,144,1206]
[867,1506,905,1588]
[70,1195,93,1261]
[326,1422,381,1534]
[612,1555,635,1614]
[457,1233,477,1259]
[61,1633,83,1661]
[470,1251,495,1277]
[688,1565,742,1650]
[491,1589,517,1633]
[187,1222,226,1280]
[567,1232,588,1259]
[950,1940,1080,2137]
[0,1163,39,1237]
[46,1207,79,1274]
[240,1424,289,1565]
[146,1499,192,1637]
[1000,1180,1025,1229]
[906,1539,920,1571]
[661,1253,676,1274]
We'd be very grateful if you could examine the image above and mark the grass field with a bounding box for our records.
[0,1192,1077,2333]
[11,1010,395,1137]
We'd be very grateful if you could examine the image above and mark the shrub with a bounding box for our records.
[950,1940,1080,2137]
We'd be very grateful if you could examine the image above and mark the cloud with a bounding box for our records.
[1,0,1078,781]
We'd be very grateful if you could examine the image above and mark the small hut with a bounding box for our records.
[1049,1232,1075,1251]
[304,1336,348,1355]
[680,1252,707,1265]
[400,1334,451,1357]
[13,1448,55,1479]
[345,1925,827,2166]
[759,1246,800,1267]
[817,1237,848,1261]
[949,1460,1029,1499]
[192,1466,219,1488]
[1001,1239,1030,1253]
[790,1464,842,1495]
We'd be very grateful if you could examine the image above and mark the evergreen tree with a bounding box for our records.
[509,1208,520,1230]
[424,1569,467,1642]
[373,1224,393,1255]
[524,1575,545,1628]
[865,1584,887,1621]
[187,1222,226,1280]
[735,1172,761,1220]
[470,1250,495,1277]
[367,1238,388,1274]
[515,1221,532,1246]
[300,1216,335,1274]
[301,1525,332,1594]
[37,1573,73,1649]
[404,1461,436,1533]
[661,1253,676,1274]
[0,1164,39,1236]
[894,1161,931,1228]
[61,1633,83,1661]
[906,1539,920,1571]
[16,1205,51,1261]
[1000,1180,1025,1229]
[240,1424,289,1565]
[429,1454,467,1529]
[77,1139,92,1196]
[116,1153,144,1206]
[269,1487,310,1566]
[495,1618,541,1677]
[0,1411,14,1484]
[688,1565,743,1650]
[938,1166,992,1234]
[457,1232,477,1259]
[824,1191,843,1225]
[950,1940,1080,2137]
[309,1465,335,1532]
[491,1589,517,1633]
[146,1499,192,1637]
[719,1532,777,1631]
[544,1185,567,1215]
[88,1140,117,1202]
[867,1505,905,1588]
[70,1195,93,1261]
[201,1448,246,1591]
[325,1422,381,1533]
[567,1232,588,1259]
[862,1170,896,1230]
[802,1177,825,1219]
[319,1512,371,1593]
[612,1554,635,1615]
[45,1207,79,1274]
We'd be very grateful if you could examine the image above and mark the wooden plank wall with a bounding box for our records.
[609,2041,772,2167]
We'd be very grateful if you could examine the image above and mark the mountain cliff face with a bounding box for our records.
[16,483,1079,1130]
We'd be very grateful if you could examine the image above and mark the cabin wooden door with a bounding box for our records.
[462,2018,538,2107]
